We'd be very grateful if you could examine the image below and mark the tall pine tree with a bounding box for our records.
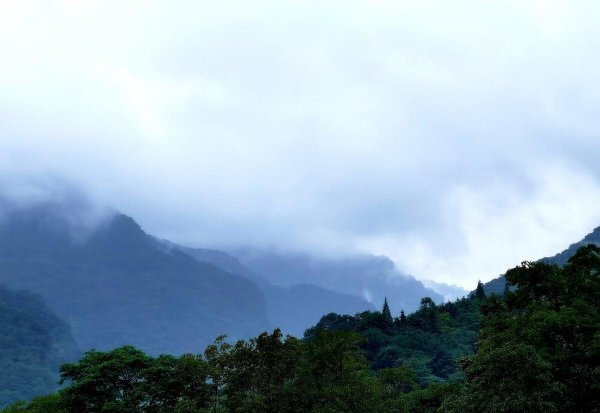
[474,281,486,300]
[382,297,393,323]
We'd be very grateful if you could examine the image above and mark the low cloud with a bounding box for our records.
[2,1,600,288]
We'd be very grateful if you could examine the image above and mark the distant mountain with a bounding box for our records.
[483,226,600,295]
[0,284,79,408]
[173,245,375,336]
[423,280,468,302]
[230,248,444,315]
[0,202,270,355]
[543,226,600,266]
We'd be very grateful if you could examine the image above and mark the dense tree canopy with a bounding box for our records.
[4,245,600,412]
[442,245,600,412]
[306,294,481,385]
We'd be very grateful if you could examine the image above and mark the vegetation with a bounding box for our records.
[3,245,600,412]
[305,294,482,385]
[2,331,459,413]
[0,286,78,408]
[441,244,600,412]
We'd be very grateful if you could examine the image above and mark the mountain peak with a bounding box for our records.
[0,204,270,354]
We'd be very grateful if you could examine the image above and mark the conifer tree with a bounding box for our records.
[382,297,393,323]
[474,281,486,300]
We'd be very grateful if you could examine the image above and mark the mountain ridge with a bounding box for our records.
[0,203,270,354]
[167,243,376,336]
[231,248,445,314]
[483,226,600,295]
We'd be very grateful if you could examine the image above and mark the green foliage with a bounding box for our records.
[441,344,562,413]
[2,329,452,413]
[474,281,486,300]
[306,295,481,385]
[6,245,600,413]
[398,382,461,413]
[57,346,211,413]
[443,245,600,412]
[382,297,393,324]
[219,330,302,412]
[0,394,65,413]
[0,286,78,409]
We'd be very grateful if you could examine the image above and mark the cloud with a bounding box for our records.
[359,164,600,288]
[1,1,600,288]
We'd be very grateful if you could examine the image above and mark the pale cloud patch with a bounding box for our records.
[358,164,600,289]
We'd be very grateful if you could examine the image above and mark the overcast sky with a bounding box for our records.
[2,1,600,289]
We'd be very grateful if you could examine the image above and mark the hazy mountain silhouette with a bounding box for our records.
[171,245,375,336]
[0,202,270,354]
[230,248,444,315]
[543,226,600,266]
[483,226,600,295]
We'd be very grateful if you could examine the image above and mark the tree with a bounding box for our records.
[382,297,393,324]
[142,354,211,412]
[378,367,418,411]
[419,297,435,311]
[56,346,212,413]
[59,346,151,413]
[399,309,406,324]
[399,382,460,413]
[444,246,600,412]
[295,331,381,412]
[474,281,486,300]
[0,394,65,413]
[221,329,302,413]
[203,335,231,413]
[441,343,561,413]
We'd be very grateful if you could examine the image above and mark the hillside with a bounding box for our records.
[4,245,600,413]
[544,226,600,266]
[483,226,600,295]
[0,202,270,354]
[232,248,444,314]
[306,295,481,385]
[0,284,79,408]
[172,245,375,336]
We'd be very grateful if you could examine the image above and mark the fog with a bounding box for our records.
[2,1,600,288]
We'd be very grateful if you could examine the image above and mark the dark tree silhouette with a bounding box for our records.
[382,297,393,323]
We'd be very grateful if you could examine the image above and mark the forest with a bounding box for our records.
[0,286,78,407]
[3,244,600,413]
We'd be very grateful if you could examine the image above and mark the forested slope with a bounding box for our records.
[7,245,598,412]
[178,244,375,336]
[0,285,78,408]
[0,203,270,354]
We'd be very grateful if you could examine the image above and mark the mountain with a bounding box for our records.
[0,284,79,408]
[173,245,375,336]
[0,202,270,355]
[423,280,468,302]
[543,226,600,266]
[483,226,600,295]
[230,248,445,315]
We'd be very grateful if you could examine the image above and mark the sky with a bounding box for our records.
[1,1,600,289]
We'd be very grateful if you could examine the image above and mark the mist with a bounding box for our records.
[2,1,600,288]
